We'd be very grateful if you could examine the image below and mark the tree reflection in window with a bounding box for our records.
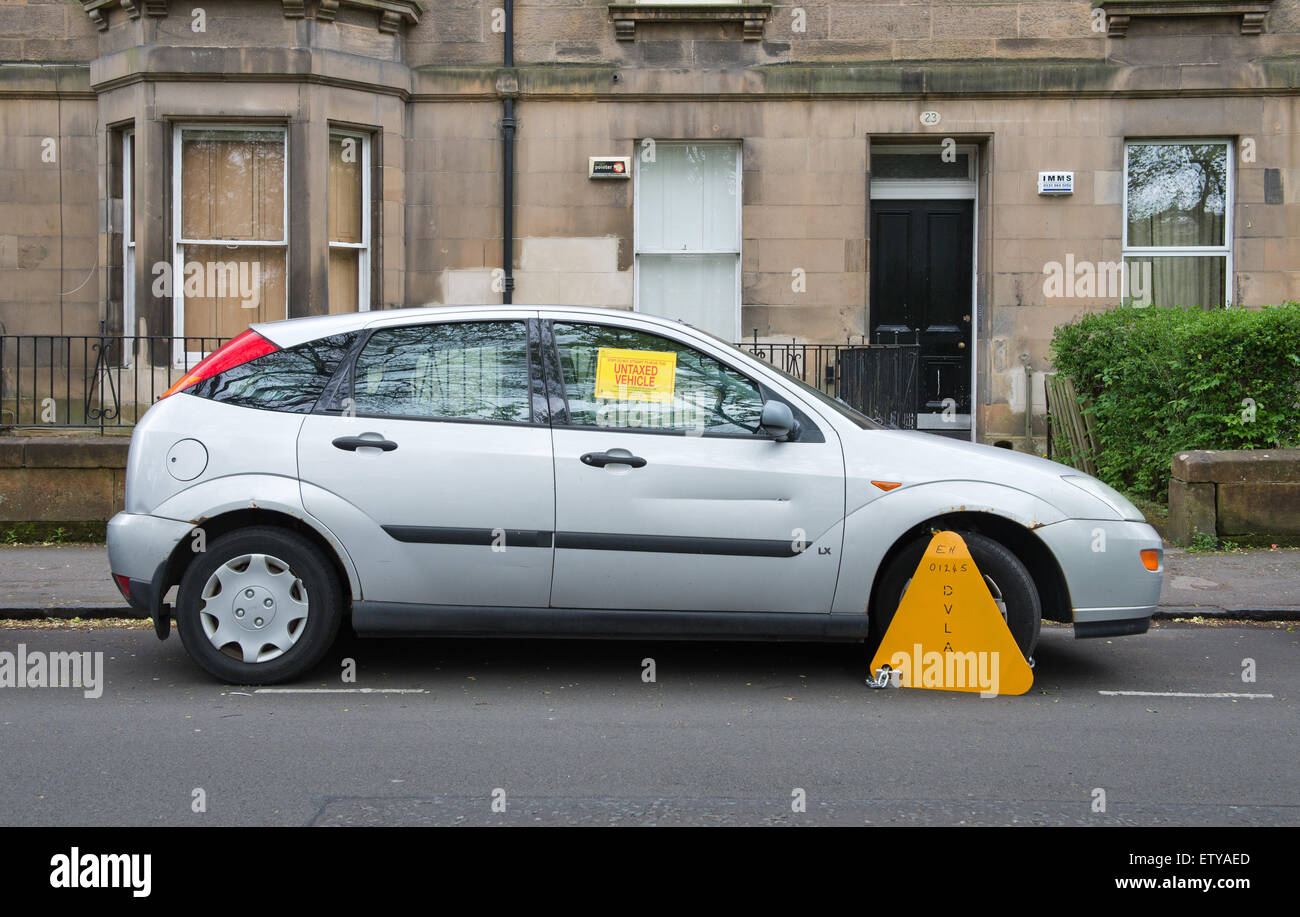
[354,322,532,423]
[1127,143,1227,248]
[552,322,764,434]
[193,333,355,413]
[1124,141,1231,308]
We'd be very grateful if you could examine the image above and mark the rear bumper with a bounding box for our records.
[106,512,193,636]
[111,573,156,615]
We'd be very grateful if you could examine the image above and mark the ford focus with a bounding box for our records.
[106,305,1164,684]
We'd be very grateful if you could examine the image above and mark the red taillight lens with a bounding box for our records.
[112,574,131,600]
[161,329,278,399]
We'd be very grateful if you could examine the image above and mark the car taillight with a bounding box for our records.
[161,330,278,399]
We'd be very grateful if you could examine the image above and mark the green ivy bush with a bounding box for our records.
[1050,303,1300,502]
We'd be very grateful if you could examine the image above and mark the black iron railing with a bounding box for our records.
[838,344,920,430]
[1,332,921,432]
[0,335,227,432]
[734,337,920,429]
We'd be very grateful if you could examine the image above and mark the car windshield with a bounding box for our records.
[688,328,884,430]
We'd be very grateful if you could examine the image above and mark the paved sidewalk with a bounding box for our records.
[0,544,138,618]
[1158,546,1300,618]
[0,542,1297,620]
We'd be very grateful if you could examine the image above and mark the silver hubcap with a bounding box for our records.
[199,553,309,663]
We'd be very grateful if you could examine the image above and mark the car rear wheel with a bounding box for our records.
[869,529,1041,663]
[175,526,343,684]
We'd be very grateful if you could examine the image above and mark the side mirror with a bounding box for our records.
[760,400,798,442]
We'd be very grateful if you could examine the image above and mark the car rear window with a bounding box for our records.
[189,333,356,413]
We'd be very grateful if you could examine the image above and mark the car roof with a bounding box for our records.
[252,304,697,348]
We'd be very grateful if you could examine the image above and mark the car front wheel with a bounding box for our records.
[869,529,1041,663]
[175,526,343,684]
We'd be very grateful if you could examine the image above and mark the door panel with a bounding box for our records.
[871,210,912,338]
[297,318,554,607]
[546,320,845,614]
[550,430,844,613]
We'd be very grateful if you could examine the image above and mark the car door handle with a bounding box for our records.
[581,450,647,469]
[332,435,398,452]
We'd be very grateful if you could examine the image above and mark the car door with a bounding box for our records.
[297,315,555,607]
[544,317,846,614]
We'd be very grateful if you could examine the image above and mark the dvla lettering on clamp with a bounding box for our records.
[868,531,1034,697]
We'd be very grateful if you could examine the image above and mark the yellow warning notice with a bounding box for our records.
[868,531,1033,696]
[594,348,677,403]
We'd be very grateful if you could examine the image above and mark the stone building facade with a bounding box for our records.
[1,0,1298,444]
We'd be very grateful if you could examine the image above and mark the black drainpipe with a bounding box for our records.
[501,0,516,304]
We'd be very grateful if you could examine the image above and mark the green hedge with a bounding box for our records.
[1050,303,1300,501]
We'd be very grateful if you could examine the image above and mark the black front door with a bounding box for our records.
[869,199,973,437]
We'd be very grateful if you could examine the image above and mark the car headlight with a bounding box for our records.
[1061,475,1145,521]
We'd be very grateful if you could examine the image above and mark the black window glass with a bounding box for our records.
[551,322,764,435]
[353,321,532,423]
[192,333,355,413]
[873,152,970,180]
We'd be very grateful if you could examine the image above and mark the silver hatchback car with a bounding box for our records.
[107,305,1163,684]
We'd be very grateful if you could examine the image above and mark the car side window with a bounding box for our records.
[190,333,356,414]
[353,321,533,423]
[550,322,764,435]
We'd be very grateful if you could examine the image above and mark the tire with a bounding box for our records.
[175,526,343,685]
[868,530,1041,662]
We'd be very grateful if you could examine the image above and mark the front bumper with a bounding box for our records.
[106,512,194,637]
[1072,609,1154,638]
[1034,518,1164,639]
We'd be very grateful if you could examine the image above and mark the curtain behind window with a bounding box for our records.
[181,130,285,242]
[328,135,364,314]
[179,129,286,339]
[1125,143,1229,308]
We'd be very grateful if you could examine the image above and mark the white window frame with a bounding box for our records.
[1122,138,1234,308]
[633,139,743,341]
[122,128,135,359]
[171,123,290,367]
[328,129,371,314]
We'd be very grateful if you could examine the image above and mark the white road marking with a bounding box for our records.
[252,687,429,694]
[1098,690,1274,699]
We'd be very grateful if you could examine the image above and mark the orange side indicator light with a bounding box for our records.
[1140,549,1161,571]
[872,481,902,491]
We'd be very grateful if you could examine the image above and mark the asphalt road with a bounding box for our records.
[0,621,1295,826]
